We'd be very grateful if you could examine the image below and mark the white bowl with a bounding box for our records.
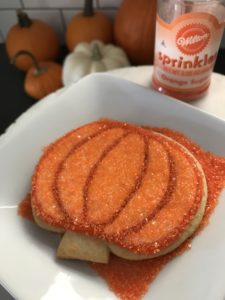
[1,74,225,300]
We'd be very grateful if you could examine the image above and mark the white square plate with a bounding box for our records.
[1,74,225,300]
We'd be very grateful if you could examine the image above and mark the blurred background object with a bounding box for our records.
[0,0,224,47]
[0,0,224,135]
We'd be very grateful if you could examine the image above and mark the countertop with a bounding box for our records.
[0,43,225,135]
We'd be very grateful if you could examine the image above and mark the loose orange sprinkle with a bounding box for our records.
[18,193,33,221]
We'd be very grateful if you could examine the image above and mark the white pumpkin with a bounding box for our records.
[62,40,130,86]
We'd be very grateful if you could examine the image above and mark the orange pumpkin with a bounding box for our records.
[12,50,62,100]
[66,0,113,51]
[114,0,157,65]
[6,10,60,71]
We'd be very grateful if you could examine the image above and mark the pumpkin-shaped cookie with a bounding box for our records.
[31,120,207,262]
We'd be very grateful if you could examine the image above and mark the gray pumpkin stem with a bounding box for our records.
[11,50,45,75]
[92,43,102,61]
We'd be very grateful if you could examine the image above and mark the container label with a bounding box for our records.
[152,12,224,95]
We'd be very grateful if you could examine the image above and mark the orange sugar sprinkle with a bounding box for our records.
[90,240,191,300]
[91,254,172,300]
[18,193,34,221]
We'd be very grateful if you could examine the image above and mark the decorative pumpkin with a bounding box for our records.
[12,50,62,100]
[114,0,157,65]
[62,40,130,86]
[6,10,60,71]
[66,0,113,52]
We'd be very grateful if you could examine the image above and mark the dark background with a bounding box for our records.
[0,44,225,135]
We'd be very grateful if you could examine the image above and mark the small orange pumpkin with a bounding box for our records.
[114,0,157,65]
[6,10,60,71]
[11,50,63,100]
[66,0,113,51]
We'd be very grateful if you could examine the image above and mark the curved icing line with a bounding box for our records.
[117,134,203,254]
[110,153,176,241]
[54,126,113,219]
[83,133,149,226]
[31,124,104,224]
